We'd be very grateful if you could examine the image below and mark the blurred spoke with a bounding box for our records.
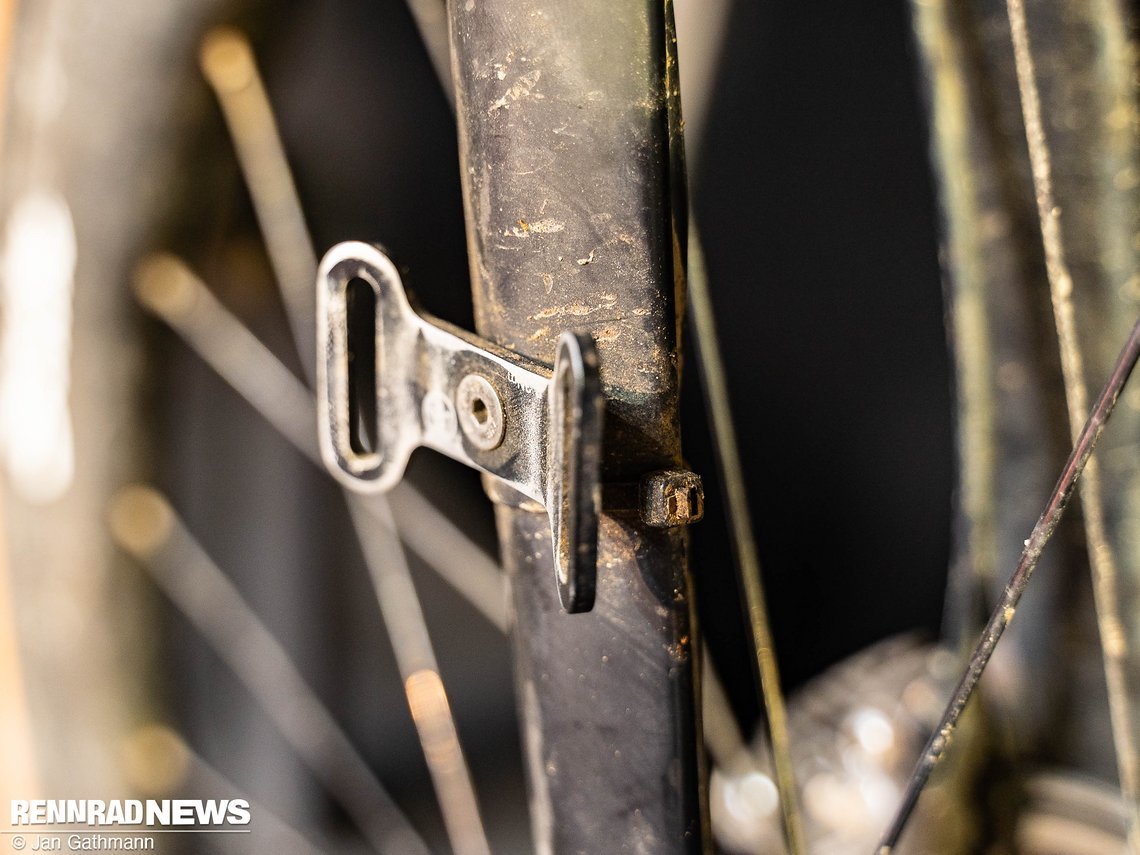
[108,486,428,855]
[200,28,317,379]
[159,29,492,834]
[387,484,507,634]
[348,496,490,855]
[402,0,453,108]
[124,722,336,855]
[701,647,750,775]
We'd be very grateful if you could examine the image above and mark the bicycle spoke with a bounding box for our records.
[1004,1,1140,843]
[108,485,429,855]
[687,223,806,854]
[135,254,318,453]
[877,316,1140,853]
[200,22,509,635]
[348,496,490,855]
[128,723,336,854]
[200,28,317,380]
[700,647,751,775]
[387,485,508,634]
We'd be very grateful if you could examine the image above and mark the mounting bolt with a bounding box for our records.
[640,470,705,527]
[456,374,505,450]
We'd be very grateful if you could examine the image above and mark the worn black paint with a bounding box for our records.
[447,0,705,851]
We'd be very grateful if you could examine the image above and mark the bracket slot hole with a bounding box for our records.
[345,276,379,456]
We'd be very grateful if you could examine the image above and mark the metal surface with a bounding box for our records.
[712,637,977,855]
[640,469,705,527]
[317,241,603,612]
[1016,772,1129,854]
[547,331,603,612]
[447,0,706,850]
[456,373,506,450]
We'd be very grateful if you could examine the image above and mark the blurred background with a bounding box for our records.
[0,0,1136,852]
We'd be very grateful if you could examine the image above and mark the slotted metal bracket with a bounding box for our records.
[317,241,602,612]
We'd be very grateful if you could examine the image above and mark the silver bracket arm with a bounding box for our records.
[317,241,602,612]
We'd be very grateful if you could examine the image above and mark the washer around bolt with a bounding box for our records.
[456,374,505,451]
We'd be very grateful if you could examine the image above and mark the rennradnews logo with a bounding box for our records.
[10,800,251,828]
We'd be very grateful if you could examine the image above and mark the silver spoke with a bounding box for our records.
[387,484,507,634]
[348,496,490,855]
[108,486,428,855]
[135,250,492,854]
[134,254,318,458]
[200,28,318,379]
[125,723,337,854]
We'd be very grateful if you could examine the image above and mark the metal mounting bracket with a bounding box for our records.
[317,241,603,612]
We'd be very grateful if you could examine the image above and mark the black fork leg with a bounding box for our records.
[447,1,706,851]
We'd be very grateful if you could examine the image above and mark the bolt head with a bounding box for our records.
[640,469,704,527]
[456,374,505,451]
